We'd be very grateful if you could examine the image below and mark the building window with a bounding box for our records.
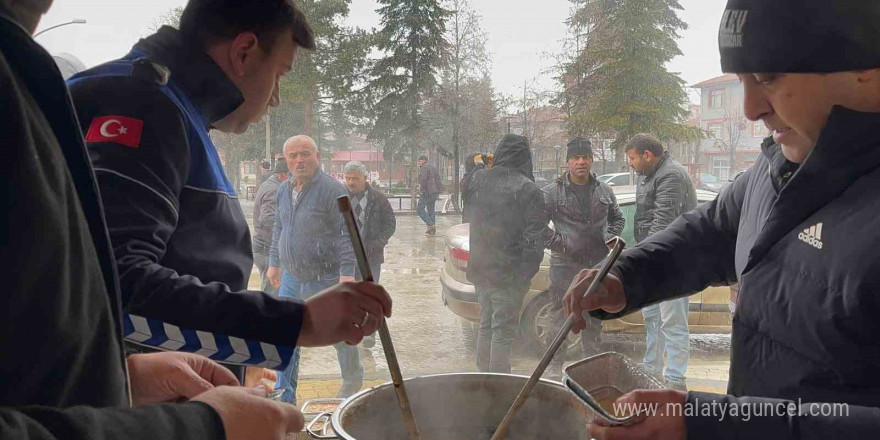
[713,156,730,181]
[709,89,724,108]
[244,163,256,174]
[752,121,769,138]
[708,122,723,139]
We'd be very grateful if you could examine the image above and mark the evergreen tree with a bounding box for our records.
[368,0,450,200]
[560,0,701,165]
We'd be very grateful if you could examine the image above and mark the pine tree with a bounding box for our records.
[368,0,450,201]
[560,0,701,166]
[277,0,372,152]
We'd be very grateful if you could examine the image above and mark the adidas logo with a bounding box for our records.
[797,222,824,250]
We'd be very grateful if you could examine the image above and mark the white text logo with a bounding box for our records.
[719,9,748,48]
[798,222,824,250]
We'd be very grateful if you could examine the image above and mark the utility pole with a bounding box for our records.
[522,79,528,137]
[265,110,272,162]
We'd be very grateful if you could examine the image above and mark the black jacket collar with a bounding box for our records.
[645,151,671,178]
[557,172,599,188]
[747,106,880,269]
[133,26,243,126]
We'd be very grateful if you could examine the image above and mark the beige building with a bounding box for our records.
[692,74,770,181]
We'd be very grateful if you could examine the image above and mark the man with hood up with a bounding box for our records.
[465,134,548,373]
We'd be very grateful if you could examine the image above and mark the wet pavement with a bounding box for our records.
[239,199,732,392]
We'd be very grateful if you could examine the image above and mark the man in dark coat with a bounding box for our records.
[466,134,548,373]
[567,0,880,438]
[625,133,697,391]
[417,154,443,235]
[543,137,624,378]
[258,160,273,185]
[344,160,396,350]
[343,161,396,283]
[460,152,485,223]
[253,159,289,295]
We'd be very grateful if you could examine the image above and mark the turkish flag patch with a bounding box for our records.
[85,116,144,149]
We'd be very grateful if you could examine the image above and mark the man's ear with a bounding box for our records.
[228,32,260,77]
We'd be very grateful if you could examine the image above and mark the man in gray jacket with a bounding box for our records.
[566,0,880,438]
[543,138,624,378]
[624,133,696,391]
[253,159,288,295]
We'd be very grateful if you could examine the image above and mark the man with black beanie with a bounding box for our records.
[542,137,624,379]
[566,0,880,438]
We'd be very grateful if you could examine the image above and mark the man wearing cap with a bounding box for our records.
[567,1,880,438]
[542,138,624,379]
[259,160,273,185]
[460,152,486,223]
[253,159,289,295]
[417,154,443,236]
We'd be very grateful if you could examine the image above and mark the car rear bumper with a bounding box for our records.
[439,270,480,322]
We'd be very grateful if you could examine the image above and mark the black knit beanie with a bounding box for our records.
[566,137,593,161]
[720,0,880,73]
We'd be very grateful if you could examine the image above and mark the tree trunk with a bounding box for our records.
[304,99,314,137]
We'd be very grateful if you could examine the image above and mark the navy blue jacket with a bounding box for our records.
[67,27,300,369]
[270,170,356,281]
[0,13,222,439]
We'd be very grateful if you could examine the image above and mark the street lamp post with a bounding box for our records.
[34,19,87,38]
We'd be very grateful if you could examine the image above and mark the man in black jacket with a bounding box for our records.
[543,138,624,378]
[466,134,547,373]
[567,0,880,438]
[254,159,289,295]
[0,1,309,438]
[624,133,697,391]
[67,0,389,379]
[344,160,397,350]
[460,152,485,223]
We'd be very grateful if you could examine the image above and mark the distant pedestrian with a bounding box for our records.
[417,154,443,236]
[253,160,289,295]
[460,152,485,223]
[259,160,272,185]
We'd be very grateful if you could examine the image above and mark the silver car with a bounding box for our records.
[440,188,732,356]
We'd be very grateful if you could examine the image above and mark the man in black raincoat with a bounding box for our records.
[567,0,880,438]
[466,134,547,373]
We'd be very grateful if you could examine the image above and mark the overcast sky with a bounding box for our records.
[38,0,727,103]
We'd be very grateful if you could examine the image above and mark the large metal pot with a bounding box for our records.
[307,373,590,440]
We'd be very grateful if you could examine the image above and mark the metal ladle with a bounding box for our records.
[489,236,626,440]
[337,196,422,440]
